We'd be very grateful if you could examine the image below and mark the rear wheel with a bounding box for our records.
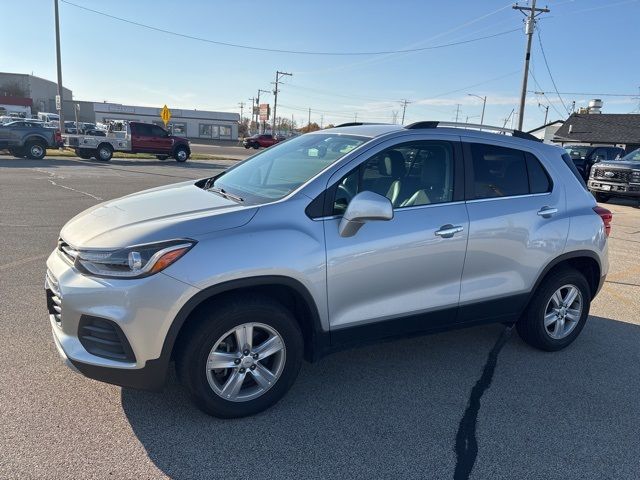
[517,268,590,351]
[96,144,113,162]
[8,147,25,158]
[174,145,189,162]
[177,296,303,418]
[595,192,611,203]
[25,140,46,160]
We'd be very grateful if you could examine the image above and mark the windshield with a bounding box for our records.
[213,133,367,202]
[619,148,640,162]
[563,146,590,159]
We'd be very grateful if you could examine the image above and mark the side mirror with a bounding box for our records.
[338,191,393,237]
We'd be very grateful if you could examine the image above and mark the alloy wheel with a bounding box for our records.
[206,322,286,402]
[543,284,583,339]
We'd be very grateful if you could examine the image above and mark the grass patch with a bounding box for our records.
[44,148,236,162]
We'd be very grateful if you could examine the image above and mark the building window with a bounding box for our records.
[172,123,186,136]
[219,125,231,137]
[199,124,212,137]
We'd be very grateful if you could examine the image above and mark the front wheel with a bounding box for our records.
[594,192,611,203]
[174,145,189,162]
[176,296,303,418]
[25,140,46,160]
[517,268,590,351]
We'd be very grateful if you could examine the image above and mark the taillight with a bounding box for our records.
[593,206,612,237]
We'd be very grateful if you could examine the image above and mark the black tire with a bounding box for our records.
[173,145,189,162]
[8,147,25,158]
[595,192,610,203]
[176,295,303,418]
[156,154,169,160]
[96,143,113,162]
[76,148,93,160]
[243,144,250,149]
[252,143,259,149]
[517,268,591,351]
[25,140,46,160]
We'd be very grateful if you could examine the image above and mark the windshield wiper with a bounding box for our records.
[207,186,243,203]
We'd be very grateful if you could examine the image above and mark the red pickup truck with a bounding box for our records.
[64,121,191,162]
[242,134,280,149]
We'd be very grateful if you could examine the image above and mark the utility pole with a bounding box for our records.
[238,102,244,122]
[513,0,550,130]
[354,112,358,122]
[468,94,487,125]
[54,0,65,131]
[454,104,461,123]
[291,114,294,133]
[272,71,292,134]
[308,107,311,128]
[248,97,255,132]
[400,99,411,125]
[502,108,515,128]
[320,113,324,129]
[538,103,549,124]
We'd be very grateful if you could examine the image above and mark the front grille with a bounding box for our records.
[78,316,136,363]
[593,168,631,183]
[45,270,62,325]
[57,237,78,263]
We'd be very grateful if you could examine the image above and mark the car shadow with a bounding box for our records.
[121,316,640,479]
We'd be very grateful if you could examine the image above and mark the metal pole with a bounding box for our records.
[272,71,291,135]
[480,96,486,125]
[308,107,311,128]
[54,0,65,132]
[513,0,549,130]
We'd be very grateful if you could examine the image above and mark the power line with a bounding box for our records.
[526,90,639,97]
[60,1,518,56]
[529,68,565,119]
[536,28,569,115]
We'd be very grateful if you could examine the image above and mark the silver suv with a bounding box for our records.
[46,122,612,418]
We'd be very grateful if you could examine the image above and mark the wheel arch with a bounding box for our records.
[530,250,602,303]
[24,134,48,146]
[166,276,327,367]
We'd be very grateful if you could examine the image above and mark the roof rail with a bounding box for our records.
[334,122,388,128]
[404,121,542,142]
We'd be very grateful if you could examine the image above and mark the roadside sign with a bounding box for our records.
[160,104,172,126]
[259,103,270,121]
[55,95,61,111]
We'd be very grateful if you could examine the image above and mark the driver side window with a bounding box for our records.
[332,141,455,215]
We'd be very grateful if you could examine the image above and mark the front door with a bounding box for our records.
[323,137,469,343]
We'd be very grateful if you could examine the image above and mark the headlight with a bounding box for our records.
[74,239,196,279]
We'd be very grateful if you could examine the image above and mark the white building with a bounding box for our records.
[93,102,239,141]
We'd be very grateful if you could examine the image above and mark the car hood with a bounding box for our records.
[60,180,257,248]
[596,161,640,169]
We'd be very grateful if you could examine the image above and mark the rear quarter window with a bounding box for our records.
[561,152,588,189]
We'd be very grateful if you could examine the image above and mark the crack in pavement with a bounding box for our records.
[33,168,103,201]
[453,325,513,480]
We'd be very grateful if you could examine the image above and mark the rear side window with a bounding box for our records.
[470,144,529,199]
[525,153,552,194]
[561,153,587,189]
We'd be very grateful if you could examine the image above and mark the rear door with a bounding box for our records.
[459,140,569,323]
[323,135,469,342]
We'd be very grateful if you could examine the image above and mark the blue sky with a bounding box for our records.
[2,0,639,130]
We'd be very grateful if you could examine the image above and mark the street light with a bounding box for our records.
[468,94,487,125]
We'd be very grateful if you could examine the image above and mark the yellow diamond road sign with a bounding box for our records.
[160,104,171,126]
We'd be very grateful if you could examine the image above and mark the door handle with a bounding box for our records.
[435,224,464,238]
[537,206,558,217]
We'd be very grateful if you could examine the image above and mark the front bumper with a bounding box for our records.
[588,180,640,197]
[46,248,199,390]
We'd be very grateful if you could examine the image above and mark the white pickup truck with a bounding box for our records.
[63,121,191,162]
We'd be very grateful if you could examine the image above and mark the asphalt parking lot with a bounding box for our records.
[1,155,639,480]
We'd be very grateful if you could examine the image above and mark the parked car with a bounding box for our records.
[563,145,625,181]
[587,147,640,202]
[47,122,610,418]
[63,121,190,162]
[0,120,62,159]
[242,134,279,149]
